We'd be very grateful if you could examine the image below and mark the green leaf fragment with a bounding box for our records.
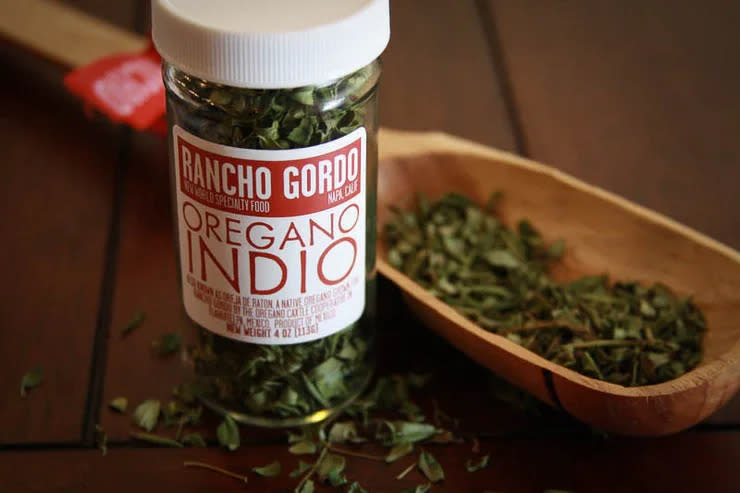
[309,357,348,403]
[109,397,128,413]
[383,421,437,446]
[465,454,490,472]
[640,299,657,318]
[296,479,315,493]
[181,433,206,447]
[153,333,181,356]
[418,450,445,483]
[328,421,364,444]
[386,442,413,463]
[346,482,368,493]
[20,367,43,397]
[291,87,314,106]
[131,432,183,448]
[122,310,145,335]
[328,470,348,486]
[290,460,313,478]
[252,461,281,477]
[132,399,160,432]
[289,440,317,455]
[547,238,566,259]
[647,352,670,367]
[317,453,346,483]
[287,117,315,145]
[484,250,520,269]
[217,415,240,451]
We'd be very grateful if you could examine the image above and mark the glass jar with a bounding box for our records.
[153,0,389,427]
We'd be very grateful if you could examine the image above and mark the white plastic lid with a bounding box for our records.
[152,0,390,89]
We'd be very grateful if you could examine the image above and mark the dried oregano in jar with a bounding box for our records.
[153,0,390,426]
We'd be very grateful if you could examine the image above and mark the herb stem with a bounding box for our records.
[569,339,663,349]
[326,444,386,462]
[183,461,248,483]
[396,462,416,480]
[505,319,593,336]
[296,446,328,491]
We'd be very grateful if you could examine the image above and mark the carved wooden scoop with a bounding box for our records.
[376,128,740,436]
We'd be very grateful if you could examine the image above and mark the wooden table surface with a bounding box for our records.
[1,1,739,492]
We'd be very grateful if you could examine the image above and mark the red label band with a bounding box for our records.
[176,135,363,217]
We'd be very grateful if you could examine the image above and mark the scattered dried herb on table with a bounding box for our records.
[109,367,587,490]
[383,192,705,386]
[19,367,43,397]
[166,64,379,422]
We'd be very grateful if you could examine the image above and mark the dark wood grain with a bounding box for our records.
[2,431,739,492]
[0,49,117,443]
[380,0,517,150]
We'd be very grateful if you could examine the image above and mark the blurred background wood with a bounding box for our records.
[0,0,146,67]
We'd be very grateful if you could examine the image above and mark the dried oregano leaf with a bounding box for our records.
[346,482,368,493]
[19,367,43,397]
[289,460,313,478]
[418,450,444,483]
[252,461,281,478]
[296,479,315,493]
[131,432,183,448]
[181,433,206,447]
[317,453,345,483]
[217,415,240,451]
[327,421,365,444]
[380,421,437,446]
[153,333,181,356]
[465,454,490,472]
[162,400,202,429]
[289,440,318,455]
[122,310,145,335]
[386,442,413,463]
[132,399,160,432]
[109,397,128,413]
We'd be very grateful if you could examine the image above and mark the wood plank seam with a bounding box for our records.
[473,0,529,155]
[80,129,132,446]
[81,1,150,447]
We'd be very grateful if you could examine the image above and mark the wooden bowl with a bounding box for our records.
[376,128,740,436]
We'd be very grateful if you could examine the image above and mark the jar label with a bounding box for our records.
[173,125,366,345]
